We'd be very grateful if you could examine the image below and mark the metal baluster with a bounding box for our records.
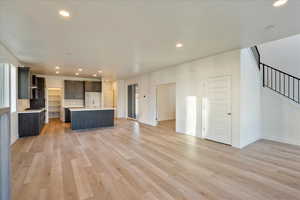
[263,65,265,87]
[279,73,281,94]
[271,68,273,89]
[293,78,295,100]
[288,76,290,98]
[284,74,286,96]
[275,70,277,91]
[267,67,269,87]
[298,79,300,103]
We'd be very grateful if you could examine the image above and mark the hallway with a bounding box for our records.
[11,119,300,200]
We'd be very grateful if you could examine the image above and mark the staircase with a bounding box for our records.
[251,46,300,104]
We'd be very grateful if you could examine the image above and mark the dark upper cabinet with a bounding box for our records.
[64,80,84,99]
[31,75,37,87]
[18,67,30,99]
[84,81,101,92]
[64,80,72,99]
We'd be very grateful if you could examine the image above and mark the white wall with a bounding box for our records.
[259,34,300,77]
[102,81,114,108]
[117,50,244,148]
[259,35,300,146]
[10,65,18,145]
[262,88,300,146]
[157,83,176,121]
[239,48,262,148]
[116,80,126,118]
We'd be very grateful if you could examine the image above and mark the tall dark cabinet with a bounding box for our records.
[31,77,45,99]
[30,77,45,109]
[18,67,30,99]
[36,77,45,99]
[64,80,84,99]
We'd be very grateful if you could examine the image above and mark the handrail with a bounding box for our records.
[251,46,261,69]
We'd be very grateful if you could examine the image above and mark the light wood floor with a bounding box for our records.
[158,120,176,131]
[11,119,300,200]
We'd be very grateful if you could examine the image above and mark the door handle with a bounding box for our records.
[227,113,231,116]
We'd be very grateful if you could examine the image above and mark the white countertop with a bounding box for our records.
[64,106,84,108]
[18,108,46,114]
[69,107,115,112]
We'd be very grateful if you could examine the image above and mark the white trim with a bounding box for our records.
[0,107,10,115]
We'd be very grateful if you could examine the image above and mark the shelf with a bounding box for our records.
[47,89,61,119]
[49,105,60,108]
[49,109,60,112]
[48,99,60,101]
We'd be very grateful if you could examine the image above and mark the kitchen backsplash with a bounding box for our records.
[64,99,84,107]
[17,99,29,111]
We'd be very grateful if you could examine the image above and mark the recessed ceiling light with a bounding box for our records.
[78,68,83,72]
[176,43,183,48]
[56,71,60,74]
[59,10,70,17]
[55,66,60,70]
[75,73,79,76]
[273,0,288,7]
[98,70,102,73]
[93,74,97,77]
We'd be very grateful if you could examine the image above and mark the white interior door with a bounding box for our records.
[203,76,231,145]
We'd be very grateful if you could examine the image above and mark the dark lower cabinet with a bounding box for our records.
[18,110,45,137]
[71,110,114,130]
[65,108,71,122]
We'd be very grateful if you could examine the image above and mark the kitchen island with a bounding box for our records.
[69,108,115,130]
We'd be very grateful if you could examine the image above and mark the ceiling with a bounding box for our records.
[1,0,300,80]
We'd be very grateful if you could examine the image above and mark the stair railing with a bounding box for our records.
[252,45,300,104]
[262,64,300,103]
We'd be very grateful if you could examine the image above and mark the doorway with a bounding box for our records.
[202,76,232,145]
[47,88,62,121]
[128,84,138,119]
[156,83,176,131]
